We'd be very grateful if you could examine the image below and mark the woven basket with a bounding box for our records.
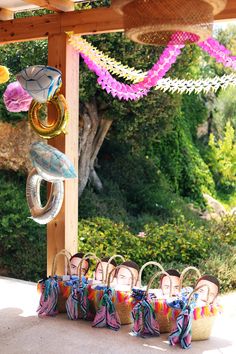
[169,284,218,341]
[179,266,201,290]
[109,264,135,325]
[191,284,219,341]
[47,249,72,313]
[105,254,125,283]
[138,261,165,288]
[112,0,227,45]
[146,270,174,333]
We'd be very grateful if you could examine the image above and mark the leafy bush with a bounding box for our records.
[0,170,46,281]
[198,244,236,292]
[212,215,236,246]
[78,216,214,266]
[209,122,236,188]
[78,216,236,292]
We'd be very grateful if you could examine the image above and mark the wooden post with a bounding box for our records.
[47,33,79,275]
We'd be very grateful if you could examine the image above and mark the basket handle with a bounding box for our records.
[51,249,72,276]
[105,254,125,283]
[107,264,135,289]
[179,266,201,289]
[146,270,173,297]
[78,253,104,285]
[138,261,165,287]
[187,284,210,306]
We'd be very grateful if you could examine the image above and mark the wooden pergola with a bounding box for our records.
[0,0,235,276]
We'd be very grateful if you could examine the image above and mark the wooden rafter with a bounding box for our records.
[0,8,14,21]
[23,0,74,12]
[215,0,236,21]
[0,8,123,44]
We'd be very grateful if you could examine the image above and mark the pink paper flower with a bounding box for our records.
[3,81,32,112]
[137,232,146,238]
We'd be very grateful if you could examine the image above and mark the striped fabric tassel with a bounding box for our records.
[66,283,79,320]
[92,288,121,331]
[169,309,193,349]
[37,277,59,317]
[65,281,92,321]
[132,298,160,338]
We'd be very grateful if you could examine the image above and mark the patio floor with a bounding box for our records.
[0,276,235,354]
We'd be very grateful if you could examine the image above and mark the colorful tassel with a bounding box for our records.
[66,281,92,320]
[92,288,121,331]
[169,307,193,349]
[132,298,160,338]
[37,277,59,317]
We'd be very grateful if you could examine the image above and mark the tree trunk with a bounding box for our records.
[78,99,112,197]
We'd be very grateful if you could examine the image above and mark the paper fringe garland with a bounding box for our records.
[68,33,236,98]
[70,31,190,100]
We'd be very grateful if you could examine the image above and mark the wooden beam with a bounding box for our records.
[47,33,79,276]
[23,0,74,12]
[0,8,124,44]
[0,8,14,21]
[215,0,236,20]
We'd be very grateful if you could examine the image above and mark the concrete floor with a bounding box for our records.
[0,276,235,354]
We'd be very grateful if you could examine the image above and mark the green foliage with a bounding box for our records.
[213,87,236,135]
[78,216,212,266]
[212,215,236,246]
[0,40,47,123]
[78,215,236,292]
[209,121,236,187]
[98,142,208,222]
[0,170,46,281]
[198,243,236,292]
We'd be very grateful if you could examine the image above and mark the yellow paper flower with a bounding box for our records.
[0,65,10,84]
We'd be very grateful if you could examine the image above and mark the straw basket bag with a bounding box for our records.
[137,261,174,333]
[87,254,125,309]
[179,266,202,290]
[179,266,218,340]
[138,261,165,288]
[107,264,135,325]
[191,285,221,341]
[53,250,73,313]
[37,249,73,314]
[105,255,125,283]
[145,270,174,333]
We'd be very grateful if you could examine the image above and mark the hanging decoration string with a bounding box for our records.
[71,31,199,100]
[198,37,236,70]
[154,74,236,94]
[68,33,236,95]
[68,33,236,96]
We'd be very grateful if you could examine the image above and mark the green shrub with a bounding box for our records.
[0,170,46,281]
[78,216,236,292]
[212,215,236,246]
[198,244,236,292]
[78,217,143,262]
[78,216,213,266]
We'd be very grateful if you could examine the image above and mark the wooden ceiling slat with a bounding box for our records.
[23,0,74,12]
[0,8,14,21]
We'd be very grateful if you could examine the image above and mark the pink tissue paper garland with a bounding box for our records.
[3,81,32,112]
[81,32,195,101]
[198,37,236,70]
[81,33,236,101]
